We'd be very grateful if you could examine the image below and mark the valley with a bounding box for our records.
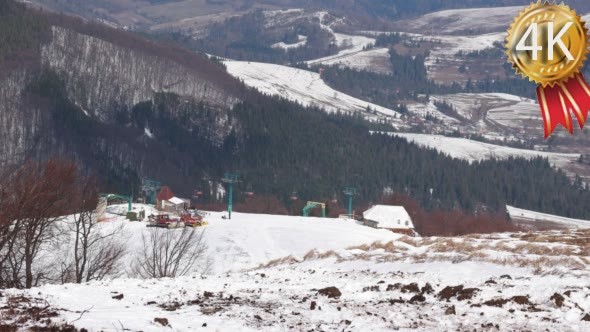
[2,1,590,330]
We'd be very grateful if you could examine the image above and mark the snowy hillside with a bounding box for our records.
[430,93,542,134]
[357,30,506,83]
[406,101,462,125]
[430,93,536,121]
[367,7,516,83]
[422,32,506,83]
[307,33,375,65]
[397,6,523,34]
[5,227,590,331]
[303,11,392,74]
[200,211,401,273]
[309,47,392,74]
[272,35,308,49]
[306,33,378,66]
[508,205,590,229]
[96,206,402,275]
[392,133,580,169]
[224,60,402,122]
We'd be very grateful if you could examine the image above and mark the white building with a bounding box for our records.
[362,205,415,235]
[162,196,189,214]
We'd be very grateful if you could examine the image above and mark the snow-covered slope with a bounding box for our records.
[202,211,401,273]
[306,33,376,64]
[422,32,506,83]
[224,60,401,121]
[392,133,580,168]
[406,101,462,125]
[98,206,402,275]
[507,205,590,229]
[431,93,537,122]
[5,228,590,331]
[397,6,523,34]
[272,35,307,49]
[309,47,392,74]
[429,93,542,134]
[304,11,391,74]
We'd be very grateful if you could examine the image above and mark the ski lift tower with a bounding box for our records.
[221,173,240,219]
[343,187,358,218]
[142,179,161,205]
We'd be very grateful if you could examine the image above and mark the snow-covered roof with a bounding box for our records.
[167,197,185,205]
[363,205,414,229]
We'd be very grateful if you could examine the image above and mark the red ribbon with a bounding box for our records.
[536,73,590,138]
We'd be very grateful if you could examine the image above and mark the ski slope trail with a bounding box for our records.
[99,209,403,275]
[224,60,401,121]
[203,212,402,273]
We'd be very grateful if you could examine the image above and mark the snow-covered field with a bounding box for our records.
[392,133,580,168]
[94,206,402,275]
[306,33,376,64]
[425,32,505,59]
[271,35,307,50]
[372,7,518,83]
[422,32,506,82]
[406,101,462,125]
[423,93,543,135]
[4,219,590,331]
[397,6,523,34]
[309,47,392,74]
[304,11,392,74]
[224,60,401,122]
[508,205,590,229]
[201,211,401,273]
[430,93,535,122]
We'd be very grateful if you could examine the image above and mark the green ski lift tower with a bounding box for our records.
[142,179,161,205]
[221,173,240,219]
[343,187,358,218]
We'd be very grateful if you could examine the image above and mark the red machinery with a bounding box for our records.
[148,214,183,228]
[180,213,208,228]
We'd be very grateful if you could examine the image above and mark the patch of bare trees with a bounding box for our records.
[132,227,210,279]
[0,159,126,289]
[59,177,127,284]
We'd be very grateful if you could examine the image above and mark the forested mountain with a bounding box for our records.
[0,0,245,192]
[3,0,590,220]
[151,10,340,64]
[309,0,590,19]
[28,0,590,29]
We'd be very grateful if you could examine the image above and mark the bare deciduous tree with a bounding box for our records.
[0,166,18,282]
[132,227,209,279]
[0,160,77,288]
[0,159,127,288]
[66,176,127,283]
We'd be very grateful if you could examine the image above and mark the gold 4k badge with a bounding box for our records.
[506,1,590,137]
